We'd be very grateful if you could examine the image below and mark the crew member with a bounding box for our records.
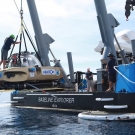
[0,34,21,69]
[85,68,94,92]
[106,53,117,92]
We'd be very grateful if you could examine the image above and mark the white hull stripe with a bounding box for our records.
[4,101,18,103]
[26,94,93,96]
[104,105,128,109]
[13,97,24,100]
[96,98,114,101]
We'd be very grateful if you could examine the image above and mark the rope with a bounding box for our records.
[18,33,22,67]
[13,0,20,12]
[22,31,27,52]
[114,65,135,84]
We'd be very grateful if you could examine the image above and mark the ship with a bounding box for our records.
[1,0,135,120]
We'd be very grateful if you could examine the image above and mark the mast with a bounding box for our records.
[26,0,50,66]
[94,0,119,92]
[94,0,118,65]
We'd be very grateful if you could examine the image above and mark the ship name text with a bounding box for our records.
[38,97,74,103]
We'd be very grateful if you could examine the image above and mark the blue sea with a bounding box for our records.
[0,92,135,135]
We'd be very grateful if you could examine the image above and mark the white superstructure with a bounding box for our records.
[94,29,135,53]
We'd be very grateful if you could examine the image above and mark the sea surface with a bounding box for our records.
[0,92,135,135]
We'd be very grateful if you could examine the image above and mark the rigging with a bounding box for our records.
[10,0,43,66]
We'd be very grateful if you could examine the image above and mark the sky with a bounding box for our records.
[0,0,135,75]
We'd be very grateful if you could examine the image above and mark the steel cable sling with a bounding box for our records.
[18,0,23,66]
[11,0,43,66]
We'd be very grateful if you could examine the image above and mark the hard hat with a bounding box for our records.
[10,34,15,39]
[107,53,114,57]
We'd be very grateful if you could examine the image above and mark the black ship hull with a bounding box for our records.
[10,91,135,113]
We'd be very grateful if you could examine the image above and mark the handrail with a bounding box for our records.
[114,66,135,84]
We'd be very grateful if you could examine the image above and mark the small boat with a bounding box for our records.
[78,111,135,121]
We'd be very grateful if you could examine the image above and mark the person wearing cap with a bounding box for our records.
[106,53,117,92]
[0,34,21,69]
[85,68,94,92]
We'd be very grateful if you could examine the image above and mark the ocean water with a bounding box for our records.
[0,92,135,135]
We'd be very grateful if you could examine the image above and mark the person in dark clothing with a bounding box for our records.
[0,34,21,69]
[106,53,117,92]
[85,68,94,92]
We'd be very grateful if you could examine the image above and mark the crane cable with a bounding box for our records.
[13,0,43,66]
[13,0,37,51]
[9,0,23,63]
[20,0,23,33]
[18,0,23,66]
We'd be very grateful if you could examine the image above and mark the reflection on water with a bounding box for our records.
[0,92,135,135]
